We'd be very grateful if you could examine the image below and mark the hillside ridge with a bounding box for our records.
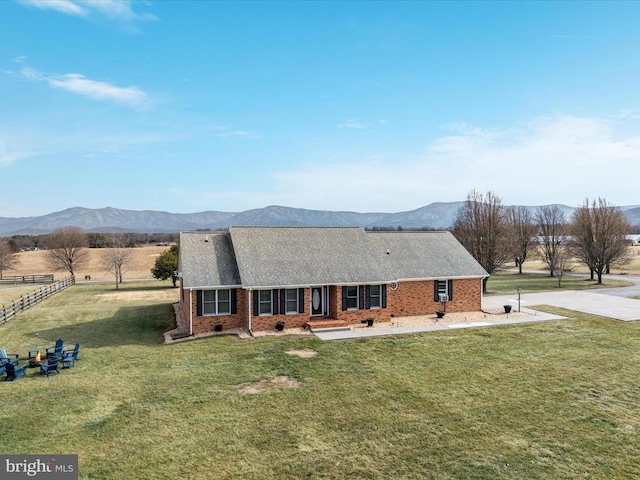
[1,203,639,235]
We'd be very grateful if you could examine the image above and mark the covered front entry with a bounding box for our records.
[310,286,329,316]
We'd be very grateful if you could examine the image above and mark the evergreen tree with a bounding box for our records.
[151,244,179,287]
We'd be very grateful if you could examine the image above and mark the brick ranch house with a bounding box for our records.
[178,226,489,334]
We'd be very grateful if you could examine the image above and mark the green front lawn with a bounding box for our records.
[486,271,634,295]
[2,282,640,479]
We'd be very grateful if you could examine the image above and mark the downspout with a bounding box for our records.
[247,288,254,336]
[189,288,193,336]
[480,276,487,314]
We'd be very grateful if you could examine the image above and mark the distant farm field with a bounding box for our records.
[515,245,640,276]
[5,245,170,283]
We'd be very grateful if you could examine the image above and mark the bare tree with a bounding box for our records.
[535,205,567,277]
[570,201,597,280]
[506,206,538,274]
[452,190,510,292]
[0,239,20,278]
[570,198,630,284]
[554,245,572,288]
[100,233,134,290]
[44,227,89,277]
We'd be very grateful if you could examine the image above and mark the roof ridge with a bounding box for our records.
[229,225,363,229]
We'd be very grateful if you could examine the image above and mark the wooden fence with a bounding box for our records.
[0,274,55,285]
[1,276,75,324]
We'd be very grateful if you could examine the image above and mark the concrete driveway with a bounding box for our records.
[483,274,640,322]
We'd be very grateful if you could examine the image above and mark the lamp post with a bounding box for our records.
[517,288,521,312]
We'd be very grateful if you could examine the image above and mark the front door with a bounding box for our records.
[310,286,325,316]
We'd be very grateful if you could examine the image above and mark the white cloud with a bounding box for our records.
[49,73,149,106]
[237,114,640,212]
[20,67,150,108]
[208,125,260,138]
[339,119,388,130]
[616,109,640,120]
[17,0,157,23]
[85,0,157,22]
[213,130,259,138]
[18,0,87,16]
[339,120,366,129]
[0,136,41,166]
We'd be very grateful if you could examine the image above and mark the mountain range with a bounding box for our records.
[1,203,639,236]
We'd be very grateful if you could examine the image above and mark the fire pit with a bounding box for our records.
[28,350,43,368]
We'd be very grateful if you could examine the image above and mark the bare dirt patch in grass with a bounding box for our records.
[237,376,300,394]
[286,349,317,358]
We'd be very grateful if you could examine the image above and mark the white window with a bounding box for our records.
[285,289,299,314]
[259,290,273,315]
[369,285,381,309]
[346,285,359,310]
[203,289,231,315]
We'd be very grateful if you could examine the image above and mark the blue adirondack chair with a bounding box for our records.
[40,357,60,377]
[45,339,64,358]
[0,348,19,366]
[61,343,80,368]
[4,362,27,381]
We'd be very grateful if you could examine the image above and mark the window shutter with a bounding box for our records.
[448,280,454,301]
[230,289,237,314]
[280,289,286,314]
[196,290,203,316]
[342,286,347,311]
[298,288,305,313]
[272,289,279,315]
[358,286,365,310]
[434,281,440,302]
[253,290,259,317]
[365,285,371,309]
[381,284,387,308]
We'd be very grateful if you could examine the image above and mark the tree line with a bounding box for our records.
[5,231,180,251]
[452,191,631,291]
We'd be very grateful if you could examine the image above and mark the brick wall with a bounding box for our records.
[182,288,247,335]
[386,278,481,318]
[333,286,390,324]
[180,278,483,333]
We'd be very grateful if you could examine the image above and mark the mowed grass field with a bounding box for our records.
[6,245,170,282]
[508,245,640,276]
[485,271,633,296]
[0,246,171,306]
[1,281,640,479]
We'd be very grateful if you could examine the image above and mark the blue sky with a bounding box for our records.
[2,0,640,217]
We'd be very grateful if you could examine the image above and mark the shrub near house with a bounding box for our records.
[178,226,488,334]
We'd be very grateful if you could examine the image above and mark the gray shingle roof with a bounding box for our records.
[229,226,391,287]
[179,227,488,289]
[179,231,241,288]
[367,231,489,280]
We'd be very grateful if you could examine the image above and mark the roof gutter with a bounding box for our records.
[396,275,487,282]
